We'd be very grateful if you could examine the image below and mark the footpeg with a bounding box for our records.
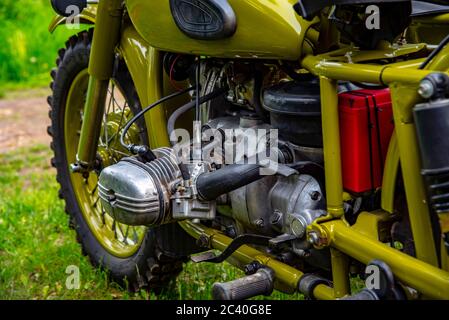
[212,268,274,300]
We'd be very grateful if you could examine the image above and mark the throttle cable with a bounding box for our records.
[119,86,195,158]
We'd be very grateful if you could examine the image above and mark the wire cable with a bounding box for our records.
[120,86,195,154]
[419,34,449,70]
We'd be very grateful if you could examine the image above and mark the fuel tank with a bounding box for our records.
[125,0,313,60]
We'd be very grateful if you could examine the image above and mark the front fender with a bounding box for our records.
[48,5,97,33]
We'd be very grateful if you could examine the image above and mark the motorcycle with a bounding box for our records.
[47,0,449,299]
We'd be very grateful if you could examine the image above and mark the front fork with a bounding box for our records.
[73,0,123,171]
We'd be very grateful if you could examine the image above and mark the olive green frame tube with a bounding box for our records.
[302,55,436,85]
[330,248,350,298]
[321,220,449,299]
[304,53,443,267]
[178,221,335,300]
[389,84,439,266]
[320,77,344,217]
[424,40,449,72]
[76,0,123,167]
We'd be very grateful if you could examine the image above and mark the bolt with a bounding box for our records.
[308,231,320,246]
[244,261,262,275]
[244,264,256,275]
[225,226,237,238]
[418,79,435,99]
[270,211,282,225]
[310,191,321,201]
[255,219,264,229]
[196,235,209,248]
[291,218,306,238]
[70,163,81,173]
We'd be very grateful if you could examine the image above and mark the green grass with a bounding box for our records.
[0,144,304,300]
[0,0,82,89]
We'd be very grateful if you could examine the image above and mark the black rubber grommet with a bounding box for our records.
[298,274,331,299]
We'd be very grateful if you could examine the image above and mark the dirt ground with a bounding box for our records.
[0,88,51,153]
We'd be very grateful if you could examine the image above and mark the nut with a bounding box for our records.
[308,231,320,246]
[196,234,210,248]
[418,79,435,99]
[255,219,264,229]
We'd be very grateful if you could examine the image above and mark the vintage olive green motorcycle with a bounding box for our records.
[48,0,449,299]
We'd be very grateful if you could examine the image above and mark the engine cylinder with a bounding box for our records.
[98,148,180,226]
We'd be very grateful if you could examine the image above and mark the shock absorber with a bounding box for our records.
[414,73,449,215]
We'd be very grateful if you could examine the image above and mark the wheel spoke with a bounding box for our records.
[123,225,130,243]
[110,83,125,114]
[116,223,126,243]
[106,104,128,146]
[93,195,100,208]
[108,148,129,158]
[111,219,117,239]
[90,184,97,196]
[132,228,139,243]
[101,207,106,225]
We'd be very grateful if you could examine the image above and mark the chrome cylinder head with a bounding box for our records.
[98,148,180,226]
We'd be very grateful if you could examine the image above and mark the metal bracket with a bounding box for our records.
[191,233,300,263]
[191,234,271,263]
[268,233,297,247]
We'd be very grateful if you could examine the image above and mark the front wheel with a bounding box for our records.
[48,30,185,291]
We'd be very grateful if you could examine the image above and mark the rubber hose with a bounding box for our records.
[253,70,270,122]
[196,164,263,201]
[167,87,227,145]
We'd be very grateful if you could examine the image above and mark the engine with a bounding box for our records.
[98,60,329,262]
[202,114,327,257]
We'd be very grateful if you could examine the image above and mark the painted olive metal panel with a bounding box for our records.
[125,0,312,60]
